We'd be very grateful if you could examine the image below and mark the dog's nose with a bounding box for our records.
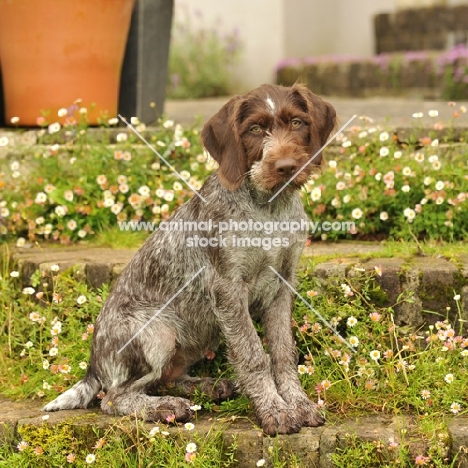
[275,158,298,178]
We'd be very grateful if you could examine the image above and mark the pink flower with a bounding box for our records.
[388,438,398,450]
[204,350,215,360]
[33,446,44,455]
[369,312,382,322]
[165,414,176,423]
[415,455,430,465]
[185,452,196,463]
[93,438,105,449]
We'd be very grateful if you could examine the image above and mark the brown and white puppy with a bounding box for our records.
[44,84,336,436]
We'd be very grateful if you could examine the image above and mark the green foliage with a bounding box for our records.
[332,430,456,468]
[0,258,105,400]
[302,118,468,241]
[0,118,213,244]
[442,65,468,101]
[167,9,242,99]
[292,258,468,427]
[1,417,237,467]
[1,241,468,465]
[2,109,468,245]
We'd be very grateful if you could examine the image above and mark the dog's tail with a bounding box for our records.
[42,369,101,412]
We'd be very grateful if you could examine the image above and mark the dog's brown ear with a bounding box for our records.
[201,96,247,191]
[291,83,337,165]
[315,99,337,147]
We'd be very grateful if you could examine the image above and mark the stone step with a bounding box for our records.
[11,243,468,330]
[1,398,468,467]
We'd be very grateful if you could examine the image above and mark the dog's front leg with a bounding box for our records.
[213,280,301,435]
[262,281,325,428]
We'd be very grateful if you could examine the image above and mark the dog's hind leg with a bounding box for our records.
[43,370,101,412]
[95,319,193,422]
[153,375,237,403]
[101,373,193,422]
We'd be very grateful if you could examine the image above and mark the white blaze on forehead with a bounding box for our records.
[266,95,276,112]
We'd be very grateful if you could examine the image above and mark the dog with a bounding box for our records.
[43,83,336,436]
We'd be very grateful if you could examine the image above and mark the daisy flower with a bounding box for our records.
[17,441,28,451]
[351,208,363,219]
[420,389,431,400]
[349,336,359,347]
[347,316,358,327]
[184,422,195,431]
[444,373,454,384]
[186,442,197,453]
[77,295,87,305]
[451,402,461,414]
[149,426,160,437]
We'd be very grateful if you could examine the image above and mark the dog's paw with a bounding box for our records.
[151,396,193,423]
[201,378,237,402]
[294,399,325,427]
[257,403,302,436]
[160,377,237,403]
[278,388,325,428]
[103,395,193,423]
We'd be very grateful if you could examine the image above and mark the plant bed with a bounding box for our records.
[2,108,468,244]
[1,248,468,467]
[277,45,468,100]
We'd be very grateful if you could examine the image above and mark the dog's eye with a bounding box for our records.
[291,119,302,128]
[250,125,262,134]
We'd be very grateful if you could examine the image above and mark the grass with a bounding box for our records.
[90,226,148,249]
[2,415,238,468]
[304,239,468,265]
[0,243,467,466]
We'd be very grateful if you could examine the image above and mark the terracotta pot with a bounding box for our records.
[0,0,136,126]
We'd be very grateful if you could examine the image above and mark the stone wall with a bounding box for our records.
[375,4,468,54]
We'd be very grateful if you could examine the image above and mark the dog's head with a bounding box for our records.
[201,83,336,192]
